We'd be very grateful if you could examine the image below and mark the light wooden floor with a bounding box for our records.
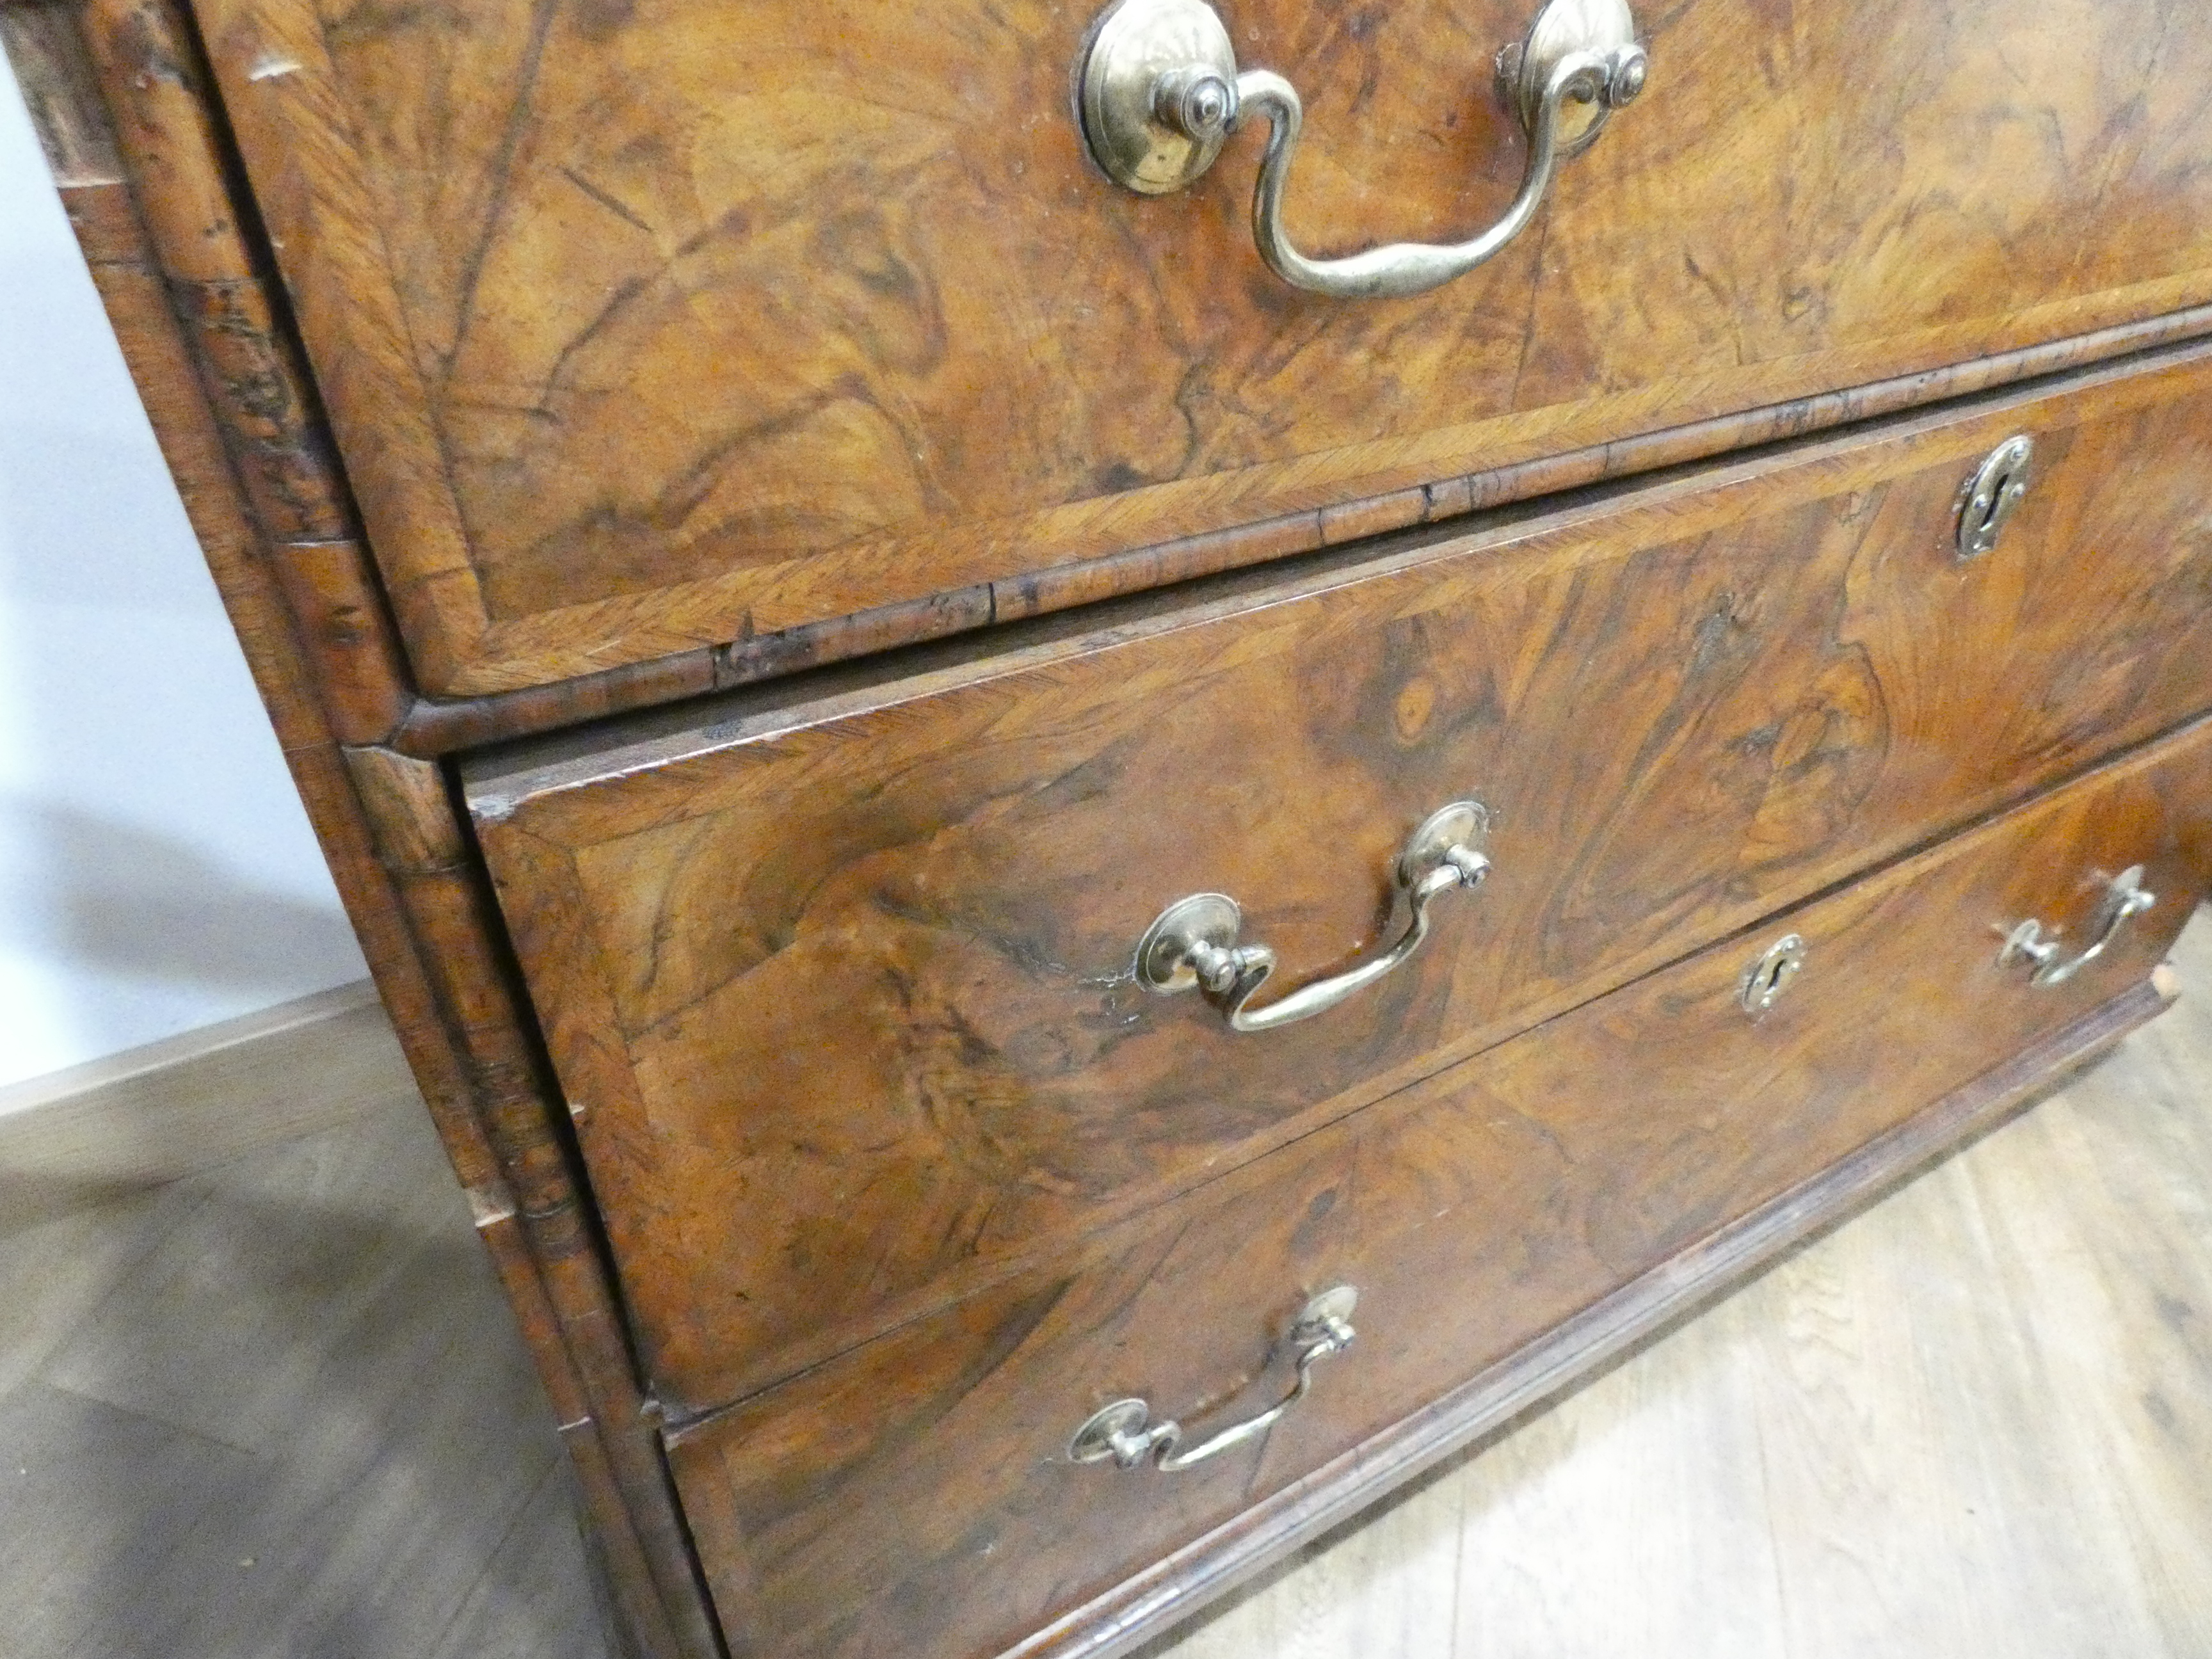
[2,911,2207,1659]
[0,1077,600,1659]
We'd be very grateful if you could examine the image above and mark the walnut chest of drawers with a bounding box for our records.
[10,0,2212,1652]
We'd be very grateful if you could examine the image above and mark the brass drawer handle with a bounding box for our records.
[1135,801,1491,1032]
[1997,865,2156,988]
[1078,0,1647,300]
[1070,1288,1358,1471]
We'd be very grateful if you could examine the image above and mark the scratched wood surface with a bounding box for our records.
[0,10,714,1646]
[661,724,2212,1659]
[466,345,2212,1414]
[1140,902,2212,1659]
[179,0,2212,692]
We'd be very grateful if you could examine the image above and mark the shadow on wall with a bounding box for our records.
[0,796,364,998]
[1,62,365,1084]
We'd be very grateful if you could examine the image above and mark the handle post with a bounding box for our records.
[1079,0,1646,299]
[1134,801,1491,1033]
[1070,1288,1359,1472]
[1998,866,2157,988]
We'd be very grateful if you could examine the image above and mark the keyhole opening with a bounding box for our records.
[1956,436,2035,561]
[1739,934,1807,1016]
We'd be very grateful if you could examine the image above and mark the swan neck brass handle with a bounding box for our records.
[1135,801,1490,1034]
[1997,865,2157,988]
[1070,1288,1358,1472]
[1078,0,1647,300]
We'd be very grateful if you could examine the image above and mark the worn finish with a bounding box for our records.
[35,0,422,752]
[664,719,2212,1659]
[77,0,351,529]
[176,0,2212,693]
[1,0,122,183]
[469,348,2212,1411]
[1,11,709,1654]
[268,536,415,746]
[1139,911,2212,1659]
[338,742,722,1659]
[27,0,2212,1651]
[357,310,2212,758]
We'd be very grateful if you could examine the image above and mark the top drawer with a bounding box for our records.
[191,0,2212,693]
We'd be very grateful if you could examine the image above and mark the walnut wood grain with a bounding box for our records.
[3,11,717,1651]
[339,744,725,1659]
[368,313,2212,757]
[467,346,2212,1413]
[1018,964,2186,1659]
[663,716,2212,1659]
[180,0,2212,694]
[72,0,421,742]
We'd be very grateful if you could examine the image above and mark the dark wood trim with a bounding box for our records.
[1006,975,2176,1659]
[0,11,719,1656]
[387,303,2212,757]
[396,646,726,761]
[336,746,725,1659]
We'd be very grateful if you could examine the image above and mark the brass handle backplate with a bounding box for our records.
[1997,865,2156,988]
[1078,0,1647,300]
[1070,1287,1358,1472]
[1135,800,1491,1033]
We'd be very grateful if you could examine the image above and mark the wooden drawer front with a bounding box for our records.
[191,0,2212,693]
[664,717,2212,1659]
[466,351,2212,1413]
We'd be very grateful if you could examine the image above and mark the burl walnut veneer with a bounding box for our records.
[8,0,2212,1653]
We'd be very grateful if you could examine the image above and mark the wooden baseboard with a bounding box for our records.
[0,981,416,1235]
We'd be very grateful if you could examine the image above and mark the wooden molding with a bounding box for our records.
[391,309,2212,758]
[1,9,721,1654]
[0,982,411,1233]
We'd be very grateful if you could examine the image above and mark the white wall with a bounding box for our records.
[0,62,367,1094]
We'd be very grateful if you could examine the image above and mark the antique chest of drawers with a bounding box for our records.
[9,0,2212,1653]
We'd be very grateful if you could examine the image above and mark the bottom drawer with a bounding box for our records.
[666,717,2212,1659]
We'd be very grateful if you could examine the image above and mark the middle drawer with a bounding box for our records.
[465,342,2212,1413]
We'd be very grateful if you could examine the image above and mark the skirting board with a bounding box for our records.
[0,981,415,1235]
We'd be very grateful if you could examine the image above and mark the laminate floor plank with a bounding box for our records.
[139,1227,563,1659]
[1146,907,2212,1659]
[0,1103,602,1659]
[0,1379,269,1659]
[427,1461,608,1659]
[35,1109,480,1455]
[0,1183,202,1399]
[1444,1300,1790,1659]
